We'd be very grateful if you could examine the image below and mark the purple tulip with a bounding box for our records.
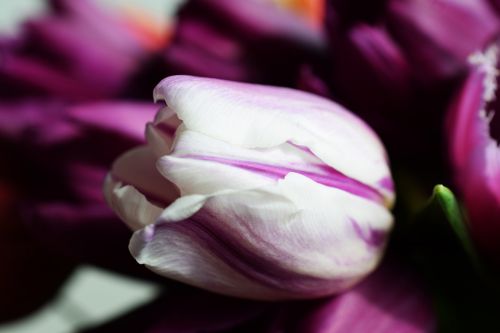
[0,101,160,277]
[319,0,500,179]
[328,23,413,116]
[386,0,500,84]
[0,0,157,101]
[105,75,395,300]
[447,43,500,265]
[133,0,325,94]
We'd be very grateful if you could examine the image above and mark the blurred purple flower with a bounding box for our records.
[314,0,500,181]
[0,0,165,101]
[0,100,161,277]
[447,43,500,267]
[131,0,326,96]
[386,0,499,84]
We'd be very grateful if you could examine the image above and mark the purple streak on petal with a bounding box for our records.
[378,176,395,192]
[350,219,386,248]
[147,211,362,297]
[182,154,385,204]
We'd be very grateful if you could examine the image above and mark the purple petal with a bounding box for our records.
[271,261,436,333]
[143,0,325,87]
[0,101,159,277]
[328,23,413,115]
[447,44,500,264]
[387,0,500,83]
[0,0,149,100]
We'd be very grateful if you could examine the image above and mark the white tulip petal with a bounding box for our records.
[131,173,392,299]
[153,75,392,203]
[104,175,163,231]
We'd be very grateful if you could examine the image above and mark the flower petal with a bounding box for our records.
[131,173,392,300]
[274,261,436,333]
[447,44,500,261]
[153,75,393,204]
[104,146,178,230]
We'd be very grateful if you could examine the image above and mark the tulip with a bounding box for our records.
[0,100,160,277]
[328,23,413,117]
[133,0,325,96]
[319,0,500,182]
[386,0,500,84]
[105,75,395,300]
[447,43,500,266]
[0,0,167,101]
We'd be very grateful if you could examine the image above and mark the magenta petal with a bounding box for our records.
[0,100,159,276]
[0,0,148,100]
[387,0,500,83]
[148,0,325,87]
[329,23,412,114]
[447,45,500,264]
[272,262,435,333]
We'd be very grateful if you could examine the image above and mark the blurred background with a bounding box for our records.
[0,1,180,332]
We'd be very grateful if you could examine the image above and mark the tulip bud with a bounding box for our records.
[105,75,395,300]
[447,43,500,266]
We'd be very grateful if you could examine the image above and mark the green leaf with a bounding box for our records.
[407,185,500,333]
[426,185,482,272]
